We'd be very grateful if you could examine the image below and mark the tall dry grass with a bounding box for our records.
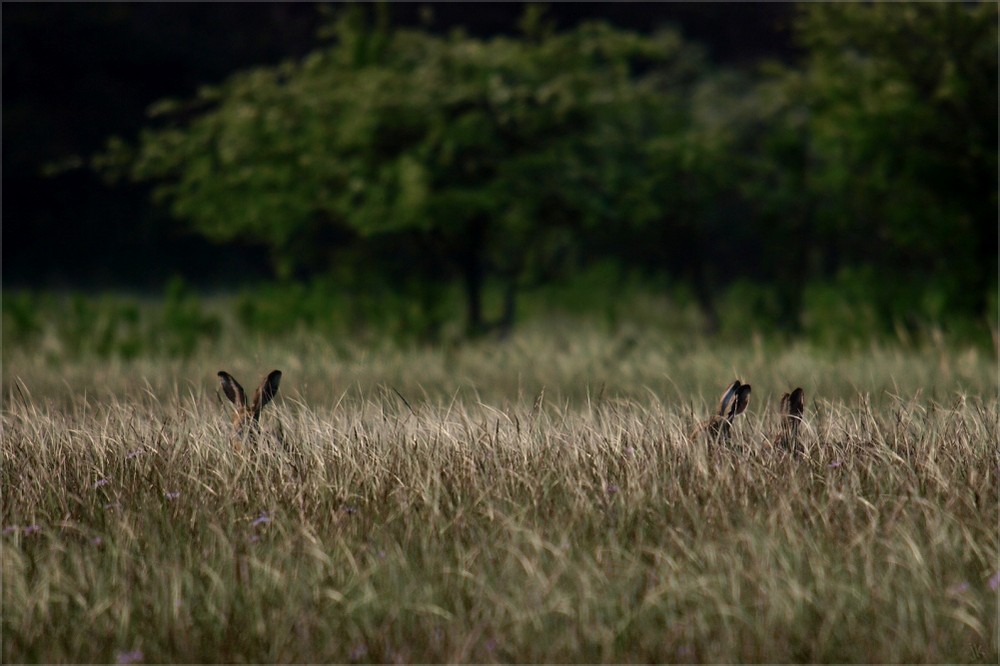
[2,325,997,662]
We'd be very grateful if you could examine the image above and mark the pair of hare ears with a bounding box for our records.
[218,370,282,410]
[718,380,752,419]
[781,387,806,416]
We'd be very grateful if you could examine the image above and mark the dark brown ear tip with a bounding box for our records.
[717,380,741,416]
[733,382,751,414]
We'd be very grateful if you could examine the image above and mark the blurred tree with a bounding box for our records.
[632,1,998,333]
[627,68,758,333]
[88,2,996,338]
[93,6,702,335]
[780,2,998,323]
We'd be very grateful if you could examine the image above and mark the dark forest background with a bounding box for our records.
[4,2,997,346]
[5,3,792,288]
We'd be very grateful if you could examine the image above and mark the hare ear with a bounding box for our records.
[734,383,751,416]
[780,392,791,416]
[251,370,282,414]
[717,380,742,418]
[788,387,805,417]
[218,371,246,406]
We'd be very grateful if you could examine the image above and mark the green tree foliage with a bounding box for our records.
[761,3,998,324]
[95,6,702,335]
[628,68,759,332]
[631,1,998,333]
[92,3,997,340]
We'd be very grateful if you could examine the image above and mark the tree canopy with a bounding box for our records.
[93,3,998,338]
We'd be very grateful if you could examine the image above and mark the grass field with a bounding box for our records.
[3,319,998,663]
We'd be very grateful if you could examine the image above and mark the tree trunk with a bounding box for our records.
[460,218,487,336]
[498,279,517,338]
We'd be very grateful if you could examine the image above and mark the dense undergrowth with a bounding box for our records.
[4,271,997,362]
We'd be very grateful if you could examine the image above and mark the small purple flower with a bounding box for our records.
[22,525,41,536]
[349,643,368,660]
[104,501,120,511]
[606,484,620,494]
[251,512,271,528]
[91,536,103,546]
[828,460,844,468]
[248,534,260,543]
[94,477,111,488]
[2,526,18,535]
[116,649,144,664]
[164,491,180,501]
[126,450,143,460]
[342,505,358,515]
[947,581,970,596]
[989,571,1000,591]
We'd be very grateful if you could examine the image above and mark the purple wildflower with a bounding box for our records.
[116,649,144,664]
[947,581,970,596]
[989,571,1000,591]
[126,450,143,460]
[104,501,120,511]
[248,534,260,543]
[94,477,111,488]
[342,505,358,515]
[91,536,103,546]
[251,512,271,527]
[828,460,844,468]
[2,526,18,535]
[22,525,41,536]
[606,484,620,494]
[164,491,180,501]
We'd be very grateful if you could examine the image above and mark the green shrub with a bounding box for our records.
[2,292,42,346]
[2,274,995,361]
[156,277,221,358]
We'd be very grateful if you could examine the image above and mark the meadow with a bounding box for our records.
[2,305,998,663]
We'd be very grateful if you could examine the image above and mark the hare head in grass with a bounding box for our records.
[693,379,752,443]
[773,387,806,453]
[217,370,282,450]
